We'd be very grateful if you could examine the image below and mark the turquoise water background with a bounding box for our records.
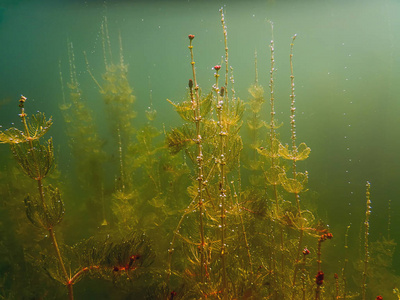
[1,0,400,297]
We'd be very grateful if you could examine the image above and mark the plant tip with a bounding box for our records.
[219,86,225,97]
[316,271,324,286]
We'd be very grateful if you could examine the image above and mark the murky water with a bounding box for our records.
[1,0,400,299]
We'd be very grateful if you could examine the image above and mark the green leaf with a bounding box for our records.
[24,185,65,229]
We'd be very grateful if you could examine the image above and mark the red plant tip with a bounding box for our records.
[376,296,383,300]
[130,254,140,260]
[319,232,333,241]
[302,248,310,255]
[169,291,177,300]
[214,65,221,71]
[315,271,324,286]
[220,86,225,97]
[188,79,193,89]
[188,34,195,40]
[334,273,338,279]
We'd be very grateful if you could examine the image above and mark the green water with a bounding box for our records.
[1,0,400,299]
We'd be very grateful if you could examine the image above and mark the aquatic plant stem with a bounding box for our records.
[287,34,305,299]
[58,60,67,106]
[334,273,339,299]
[220,8,229,96]
[387,199,391,240]
[362,182,371,300]
[19,96,72,299]
[188,34,207,282]
[117,127,126,193]
[48,226,72,299]
[84,51,104,92]
[102,16,113,64]
[289,34,300,213]
[166,36,208,285]
[268,24,285,295]
[315,233,332,300]
[214,65,228,298]
[342,225,350,300]
[217,10,232,293]
[301,249,309,300]
[234,187,252,270]
[69,266,100,286]
[250,50,259,162]
[268,22,277,143]
[231,155,252,273]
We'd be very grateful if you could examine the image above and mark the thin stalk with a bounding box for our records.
[288,34,305,299]
[232,168,252,271]
[69,266,100,286]
[268,23,284,296]
[58,60,66,106]
[334,273,339,299]
[188,34,207,282]
[48,227,71,299]
[387,199,391,240]
[67,41,78,89]
[362,182,371,300]
[301,249,309,300]
[249,50,261,162]
[315,238,323,300]
[84,51,104,92]
[268,21,277,143]
[214,65,228,297]
[315,233,332,300]
[342,225,350,300]
[117,127,125,193]
[19,96,72,299]
[316,238,322,273]
[103,16,113,64]
[219,8,229,96]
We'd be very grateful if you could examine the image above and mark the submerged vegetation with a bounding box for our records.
[0,9,399,300]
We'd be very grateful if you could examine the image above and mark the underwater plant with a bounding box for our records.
[166,9,249,299]
[0,95,72,297]
[1,7,400,300]
[83,17,141,231]
[0,96,155,299]
[60,40,108,228]
[162,9,394,299]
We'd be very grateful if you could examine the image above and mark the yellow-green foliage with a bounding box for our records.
[0,11,398,300]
